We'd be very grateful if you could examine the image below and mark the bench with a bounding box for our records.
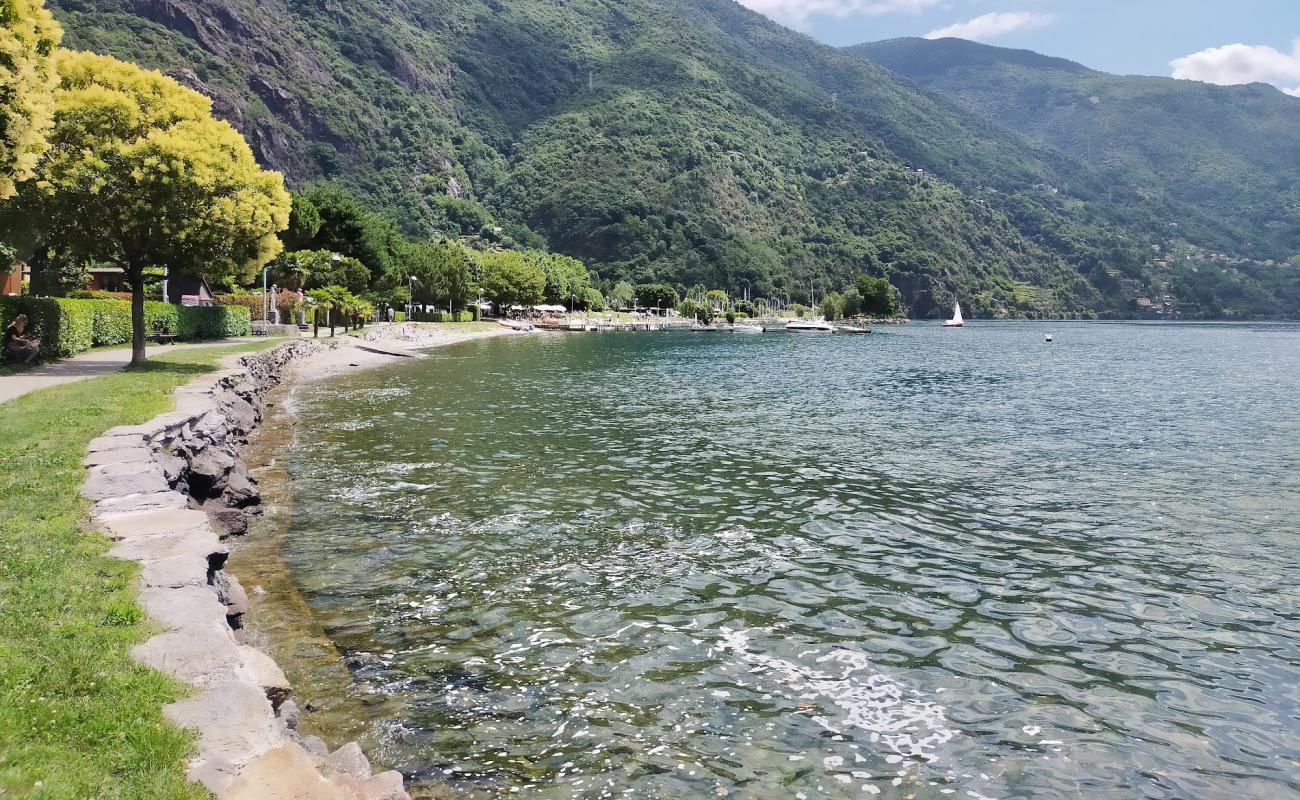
[150,333,177,345]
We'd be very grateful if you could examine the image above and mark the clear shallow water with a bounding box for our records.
[280,322,1300,799]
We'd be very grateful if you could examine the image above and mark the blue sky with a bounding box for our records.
[738,0,1300,93]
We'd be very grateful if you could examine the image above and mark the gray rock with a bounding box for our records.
[157,450,189,485]
[240,646,292,708]
[109,528,227,567]
[97,508,211,541]
[81,446,155,468]
[87,433,145,452]
[327,741,372,780]
[93,490,190,516]
[208,507,250,537]
[133,625,248,688]
[139,554,209,589]
[138,585,228,633]
[187,756,238,797]
[81,461,170,501]
[164,681,279,793]
[277,699,300,730]
[215,573,250,616]
[225,743,351,800]
[222,395,258,437]
[188,446,236,498]
[300,735,330,757]
[362,770,411,800]
[223,463,260,508]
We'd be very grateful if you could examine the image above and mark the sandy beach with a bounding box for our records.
[290,323,519,384]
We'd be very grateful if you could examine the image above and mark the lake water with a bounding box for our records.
[261,322,1300,799]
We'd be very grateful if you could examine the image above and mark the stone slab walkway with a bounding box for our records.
[0,338,258,406]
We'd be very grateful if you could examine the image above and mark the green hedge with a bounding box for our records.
[0,297,250,360]
[92,302,132,346]
[407,309,478,323]
[0,297,95,358]
[182,305,251,338]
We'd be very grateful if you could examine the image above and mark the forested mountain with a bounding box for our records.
[853,37,1300,263]
[47,0,1299,317]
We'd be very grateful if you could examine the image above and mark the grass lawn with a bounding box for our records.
[0,341,277,799]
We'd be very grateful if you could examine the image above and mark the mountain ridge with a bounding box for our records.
[850,36,1300,265]
[45,0,1299,317]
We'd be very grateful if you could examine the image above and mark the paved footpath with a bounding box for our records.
[0,338,259,406]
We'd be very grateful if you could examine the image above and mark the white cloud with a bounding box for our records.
[923,11,1054,42]
[738,0,940,30]
[1169,40,1300,92]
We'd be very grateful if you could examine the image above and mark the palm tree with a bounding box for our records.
[306,288,335,337]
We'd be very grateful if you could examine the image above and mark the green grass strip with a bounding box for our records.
[0,341,277,799]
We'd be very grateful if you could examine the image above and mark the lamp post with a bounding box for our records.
[408,275,416,321]
[261,265,270,328]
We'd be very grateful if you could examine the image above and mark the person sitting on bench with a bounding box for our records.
[4,314,41,365]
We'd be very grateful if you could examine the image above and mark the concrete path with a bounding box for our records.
[0,339,258,406]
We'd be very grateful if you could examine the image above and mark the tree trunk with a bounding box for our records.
[130,264,146,366]
[27,248,53,296]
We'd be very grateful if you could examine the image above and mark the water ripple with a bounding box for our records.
[282,323,1300,799]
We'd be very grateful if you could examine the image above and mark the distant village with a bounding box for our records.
[1114,242,1293,319]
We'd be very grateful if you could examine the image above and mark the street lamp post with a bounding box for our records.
[261,266,270,330]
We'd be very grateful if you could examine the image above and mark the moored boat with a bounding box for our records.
[732,323,764,334]
[785,318,834,333]
[833,323,871,334]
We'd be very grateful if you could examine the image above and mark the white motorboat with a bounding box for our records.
[785,317,834,333]
[942,302,964,328]
[732,323,764,334]
[833,323,871,334]
[690,321,721,332]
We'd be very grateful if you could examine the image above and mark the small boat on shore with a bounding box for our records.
[942,302,964,328]
[785,318,834,333]
[497,318,534,331]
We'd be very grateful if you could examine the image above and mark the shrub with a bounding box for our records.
[177,305,251,339]
[90,300,131,346]
[68,290,133,301]
[215,293,267,322]
[0,296,94,358]
[144,302,178,337]
[0,297,248,360]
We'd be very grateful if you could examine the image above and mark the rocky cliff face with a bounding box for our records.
[81,341,411,800]
[55,0,466,198]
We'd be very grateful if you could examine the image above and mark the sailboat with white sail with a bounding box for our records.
[942,301,964,328]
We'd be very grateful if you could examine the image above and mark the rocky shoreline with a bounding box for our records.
[81,339,413,800]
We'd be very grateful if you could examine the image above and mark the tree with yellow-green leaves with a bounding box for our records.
[0,0,62,198]
[20,50,290,364]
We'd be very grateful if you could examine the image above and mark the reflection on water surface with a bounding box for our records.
[260,323,1300,799]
